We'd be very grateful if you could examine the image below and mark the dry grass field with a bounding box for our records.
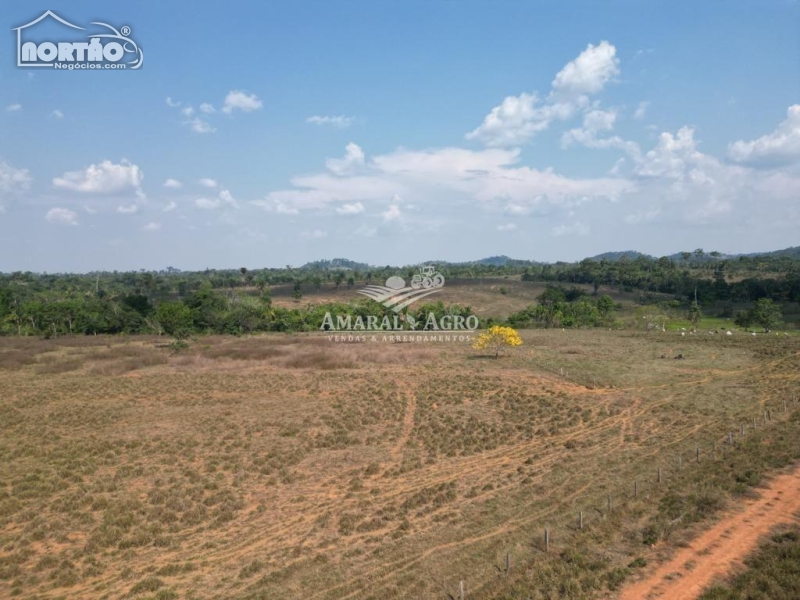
[267,279,659,318]
[0,330,798,599]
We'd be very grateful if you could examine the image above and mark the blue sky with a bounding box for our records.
[1,1,799,272]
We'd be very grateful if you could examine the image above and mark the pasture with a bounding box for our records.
[0,330,798,599]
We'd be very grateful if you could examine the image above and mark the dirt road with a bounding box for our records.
[616,465,800,600]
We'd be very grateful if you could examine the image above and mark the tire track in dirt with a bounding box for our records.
[616,464,800,600]
[390,392,416,462]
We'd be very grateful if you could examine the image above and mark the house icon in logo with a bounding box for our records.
[12,10,143,69]
[12,11,85,68]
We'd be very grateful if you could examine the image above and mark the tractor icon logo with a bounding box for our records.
[411,265,445,290]
[357,265,445,312]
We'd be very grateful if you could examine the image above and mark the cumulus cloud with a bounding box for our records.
[45,207,78,226]
[199,103,215,114]
[143,221,162,232]
[325,142,365,175]
[467,41,619,146]
[218,189,239,208]
[199,178,218,188]
[194,189,239,210]
[165,97,181,108]
[0,161,32,194]
[50,109,64,119]
[336,201,365,215]
[163,178,182,189]
[260,143,630,218]
[551,41,620,96]
[382,204,402,222]
[222,90,262,114]
[187,117,215,134]
[6,104,22,112]
[625,126,775,221]
[117,204,139,214]
[163,201,177,212]
[307,115,354,128]
[728,105,800,166]
[561,109,641,158]
[53,160,143,194]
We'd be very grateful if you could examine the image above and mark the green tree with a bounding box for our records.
[156,302,193,339]
[751,298,783,332]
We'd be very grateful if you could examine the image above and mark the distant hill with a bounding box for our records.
[473,255,515,266]
[300,258,371,271]
[585,251,654,262]
[742,246,800,259]
[299,247,800,272]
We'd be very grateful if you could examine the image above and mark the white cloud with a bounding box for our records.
[634,126,700,179]
[497,223,517,231]
[187,117,215,134]
[194,189,238,210]
[195,197,220,210]
[325,142,365,175]
[219,189,239,208]
[551,222,589,236]
[50,109,64,119]
[307,115,354,128]
[45,207,78,226]
[634,101,650,120]
[53,160,143,194]
[336,201,365,215]
[181,106,195,117]
[263,144,630,217]
[6,104,22,112]
[467,41,618,147]
[582,109,617,132]
[551,41,620,96]
[117,204,139,214]
[382,204,402,222]
[561,108,639,155]
[163,178,182,189]
[163,201,177,212]
[728,105,800,166]
[302,229,328,239]
[0,161,32,194]
[165,97,181,108]
[199,103,215,114]
[143,221,162,232]
[251,198,300,215]
[199,178,218,188]
[222,90,262,114]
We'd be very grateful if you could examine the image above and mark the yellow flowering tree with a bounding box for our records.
[472,325,523,358]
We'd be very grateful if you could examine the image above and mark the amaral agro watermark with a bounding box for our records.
[13,11,143,70]
[321,265,479,341]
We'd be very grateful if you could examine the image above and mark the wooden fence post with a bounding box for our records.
[544,527,549,552]
[741,424,745,436]
[505,551,510,574]
[658,467,662,483]
[634,480,638,497]
[696,446,700,463]
[459,579,464,600]
[579,511,583,530]
[607,495,612,512]
[728,431,733,445]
